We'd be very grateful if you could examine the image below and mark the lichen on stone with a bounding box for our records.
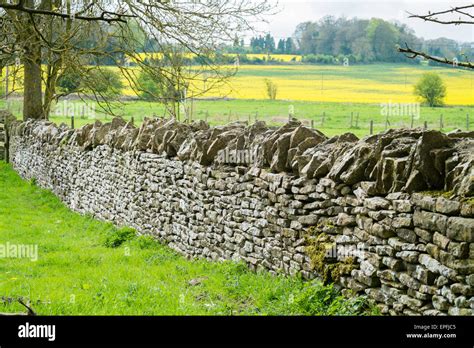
[305,226,356,284]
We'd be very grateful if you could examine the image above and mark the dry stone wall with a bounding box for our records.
[0,110,16,161]
[6,115,474,316]
[0,111,9,161]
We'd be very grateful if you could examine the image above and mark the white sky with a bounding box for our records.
[254,0,474,43]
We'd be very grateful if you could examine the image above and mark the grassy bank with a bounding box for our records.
[0,162,374,315]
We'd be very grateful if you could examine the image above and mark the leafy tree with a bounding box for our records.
[138,67,185,118]
[250,36,264,53]
[352,37,375,62]
[264,33,275,53]
[264,79,277,100]
[85,69,124,99]
[57,70,82,94]
[316,16,337,55]
[285,38,295,54]
[293,17,422,63]
[57,67,123,99]
[414,73,446,107]
[367,19,399,61]
[277,39,285,54]
[249,34,278,54]
[137,49,189,120]
[137,71,160,102]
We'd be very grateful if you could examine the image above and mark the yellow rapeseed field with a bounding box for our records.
[199,64,473,105]
[117,63,473,105]
[136,52,302,63]
[4,62,472,106]
[227,53,302,62]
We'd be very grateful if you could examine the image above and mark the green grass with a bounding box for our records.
[2,98,472,138]
[0,162,375,315]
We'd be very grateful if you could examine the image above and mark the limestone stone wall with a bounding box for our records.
[7,116,474,316]
[0,110,16,161]
[0,111,8,161]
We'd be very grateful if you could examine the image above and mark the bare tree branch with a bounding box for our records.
[0,1,135,23]
[398,43,473,69]
[400,4,473,68]
[407,4,474,25]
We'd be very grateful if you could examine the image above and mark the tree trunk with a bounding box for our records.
[43,60,61,120]
[22,0,44,120]
[23,42,43,120]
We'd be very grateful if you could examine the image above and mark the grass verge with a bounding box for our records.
[0,162,376,315]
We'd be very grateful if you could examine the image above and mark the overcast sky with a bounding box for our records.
[254,0,474,43]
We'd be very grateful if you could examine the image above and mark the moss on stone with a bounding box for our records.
[461,197,474,206]
[305,227,357,284]
[419,190,454,198]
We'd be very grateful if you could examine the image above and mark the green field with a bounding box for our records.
[1,98,472,138]
[1,63,472,138]
[0,163,374,315]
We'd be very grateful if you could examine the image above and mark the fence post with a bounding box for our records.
[410,113,415,128]
[71,115,75,129]
[424,121,428,130]
[311,119,314,129]
[131,116,134,125]
[369,120,373,135]
[255,111,258,122]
